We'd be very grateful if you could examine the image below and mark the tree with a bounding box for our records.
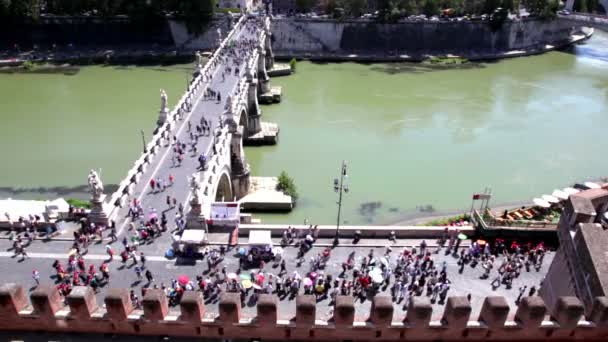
[177,0,216,34]
[422,0,440,16]
[277,171,298,202]
[296,0,316,13]
[346,0,367,17]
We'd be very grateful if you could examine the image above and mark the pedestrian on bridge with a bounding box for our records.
[106,245,114,261]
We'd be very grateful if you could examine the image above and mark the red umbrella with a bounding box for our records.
[178,275,189,286]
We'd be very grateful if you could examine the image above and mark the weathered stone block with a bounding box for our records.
[479,296,510,328]
[142,289,168,321]
[590,297,608,327]
[179,291,205,323]
[442,296,472,328]
[369,296,393,327]
[257,294,278,325]
[67,286,97,320]
[406,297,432,328]
[334,296,354,327]
[104,288,133,321]
[0,284,28,319]
[219,292,241,323]
[552,296,584,329]
[30,285,62,318]
[515,296,547,328]
[296,295,316,326]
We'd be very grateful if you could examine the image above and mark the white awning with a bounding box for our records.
[180,229,206,244]
[585,182,601,189]
[552,189,569,200]
[542,195,560,204]
[533,198,551,208]
[248,230,272,247]
[563,187,580,195]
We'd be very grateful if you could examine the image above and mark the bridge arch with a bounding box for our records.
[213,168,234,202]
[239,107,249,133]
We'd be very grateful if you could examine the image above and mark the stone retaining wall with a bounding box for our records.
[0,283,606,341]
[270,17,582,59]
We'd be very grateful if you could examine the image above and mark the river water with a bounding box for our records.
[1,33,607,225]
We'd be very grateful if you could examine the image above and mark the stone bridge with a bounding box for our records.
[98,14,277,233]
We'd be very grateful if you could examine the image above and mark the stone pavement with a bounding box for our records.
[0,237,552,322]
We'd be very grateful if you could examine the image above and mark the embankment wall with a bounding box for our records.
[270,17,582,59]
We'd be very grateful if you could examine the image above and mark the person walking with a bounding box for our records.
[32,269,40,285]
[145,269,154,283]
[106,245,114,261]
[135,266,142,280]
[168,174,174,186]
[109,227,117,242]
[516,285,527,304]
[140,252,146,268]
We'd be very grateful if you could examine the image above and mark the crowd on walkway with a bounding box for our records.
[24,218,548,313]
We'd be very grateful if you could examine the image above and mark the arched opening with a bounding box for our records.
[215,172,234,202]
[239,108,248,133]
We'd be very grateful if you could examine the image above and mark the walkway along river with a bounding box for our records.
[1,32,608,225]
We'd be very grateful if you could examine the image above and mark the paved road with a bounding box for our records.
[112,19,262,236]
[0,236,552,321]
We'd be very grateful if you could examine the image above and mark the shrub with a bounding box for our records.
[22,60,35,71]
[277,171,299,203]
[289,58,297,72]
[67,198,91,209]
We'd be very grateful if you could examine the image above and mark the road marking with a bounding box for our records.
[0,251,173,262]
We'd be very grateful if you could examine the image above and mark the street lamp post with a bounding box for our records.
[333,160,349,246]
[140,130,147,153]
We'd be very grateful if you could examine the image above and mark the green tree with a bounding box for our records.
[176,0,216,34]
[277,171,298,202]
[346,0,367,17]
[398,0,418,15]
[296,0,316,12]
[422,0,440,16]
[573,0,588,12]
[483,0,501,13]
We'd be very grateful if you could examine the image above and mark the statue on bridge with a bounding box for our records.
[160,89,168,112]
[225,95,233,111]
[217,28,223,46]
[195,51,203,67]
[190,173,201,205]
[195,51,204,74]
[87,169,104,202]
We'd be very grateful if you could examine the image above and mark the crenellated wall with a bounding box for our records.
[1,283,607,341]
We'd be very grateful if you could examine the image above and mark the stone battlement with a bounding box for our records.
[1,283,607,341]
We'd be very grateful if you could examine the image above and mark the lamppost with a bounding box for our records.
[140,130,147,153]
[333,160,349,246]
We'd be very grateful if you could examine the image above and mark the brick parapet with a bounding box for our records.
[0,283,607,340]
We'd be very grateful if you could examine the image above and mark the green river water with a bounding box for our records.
[1,33,608,225]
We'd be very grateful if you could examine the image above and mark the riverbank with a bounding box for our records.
[0,18,594,68]
[273,27,593,63]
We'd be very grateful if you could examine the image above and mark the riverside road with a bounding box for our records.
[0,234,552,321]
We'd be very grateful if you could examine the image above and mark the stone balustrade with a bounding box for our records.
[0,283,607,340]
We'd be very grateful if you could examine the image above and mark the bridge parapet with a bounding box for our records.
[0,283,606,340]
